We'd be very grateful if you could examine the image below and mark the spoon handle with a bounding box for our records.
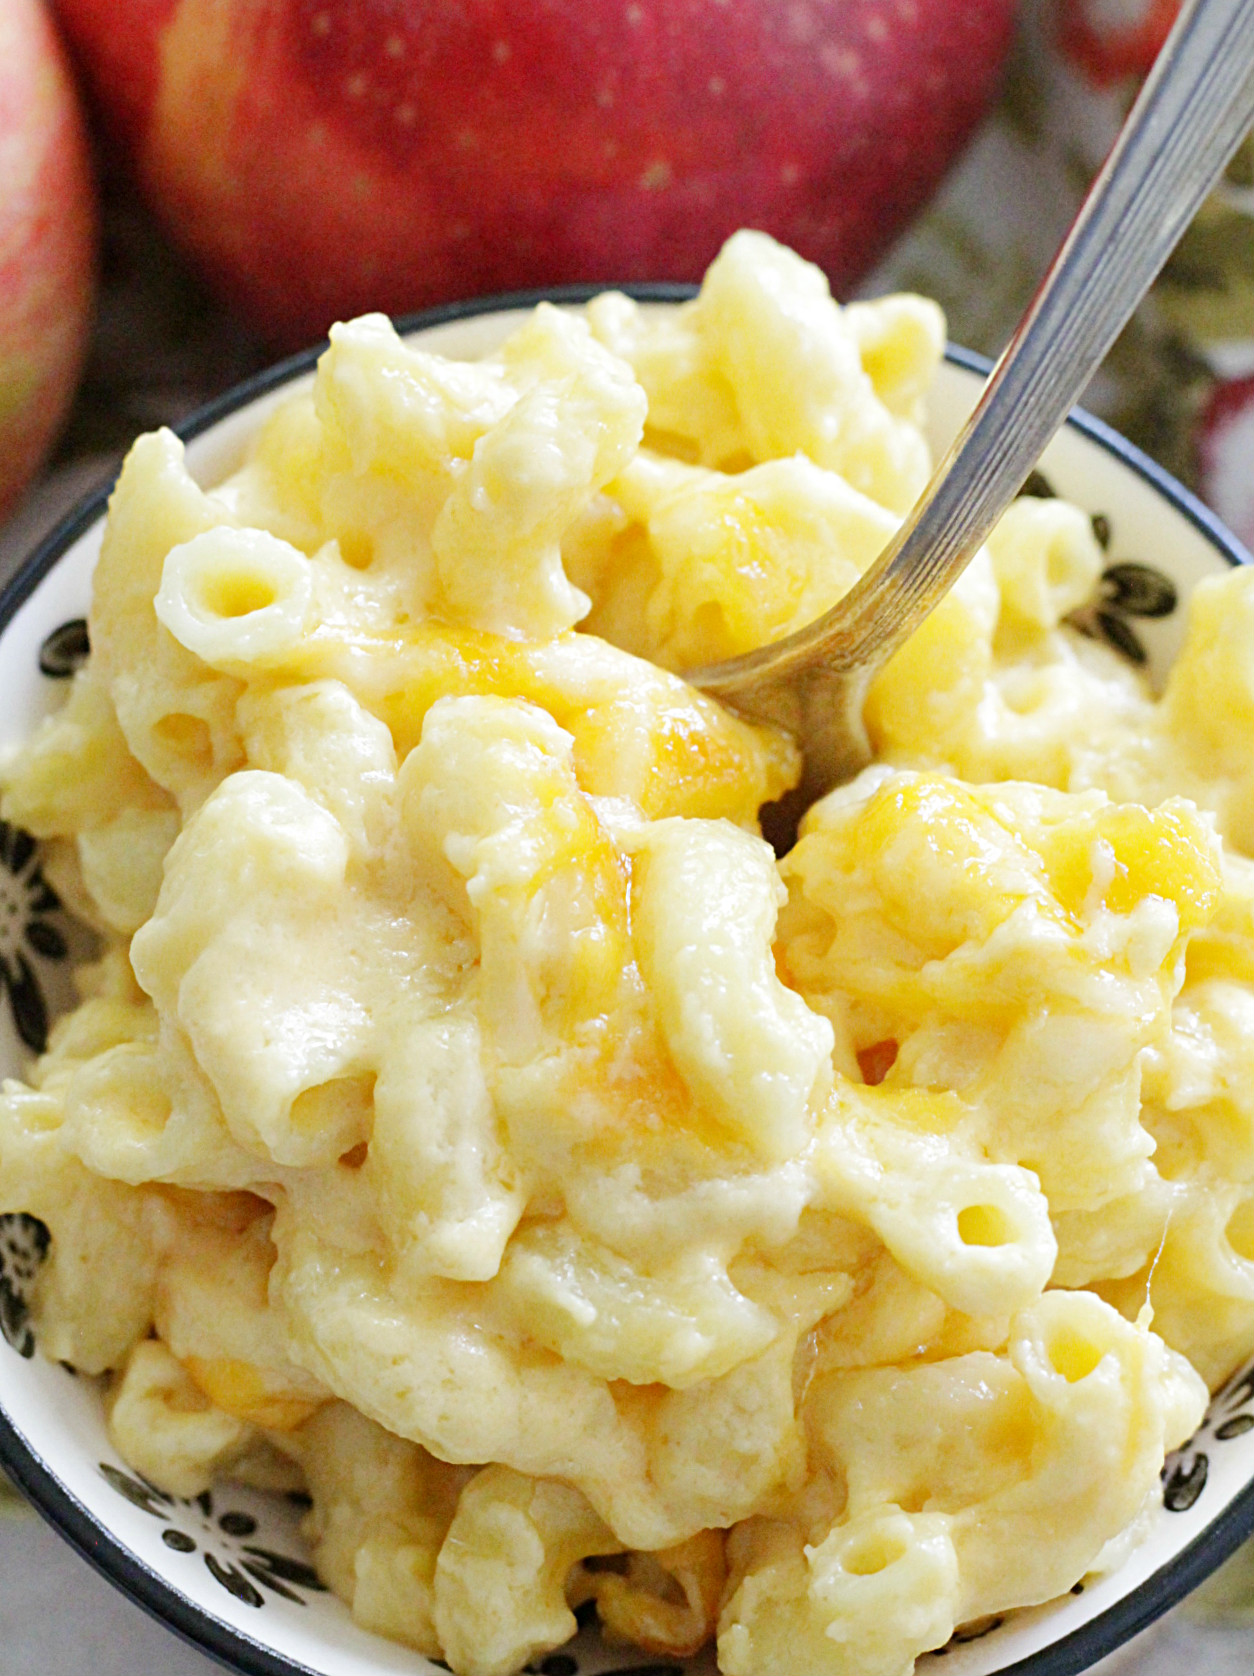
[695,0,1254,698]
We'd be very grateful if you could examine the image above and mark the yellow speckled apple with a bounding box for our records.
[53,0,1014,349]
[0,0,95,523]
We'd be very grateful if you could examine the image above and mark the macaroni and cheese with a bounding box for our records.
[3,229,1253,1676]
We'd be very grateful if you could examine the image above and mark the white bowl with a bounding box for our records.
[0,291,1251,1676]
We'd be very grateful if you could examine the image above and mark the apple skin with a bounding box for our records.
[0,0,95,523]
[1056,0,1178,87]
[53,0,1015,348]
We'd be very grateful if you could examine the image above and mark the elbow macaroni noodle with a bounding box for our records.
[5,228,1254,1676]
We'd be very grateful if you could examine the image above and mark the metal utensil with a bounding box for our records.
[688,0,1254,826]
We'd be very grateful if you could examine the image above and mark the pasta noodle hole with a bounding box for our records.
[126,1083,173,1136]
[290,1074,376,1143]
[842,1532,908,1576]
[956,1204,1013,1248]
[197,572,278,619]
[337,530,375,571]
[1045,1327,1104,1384]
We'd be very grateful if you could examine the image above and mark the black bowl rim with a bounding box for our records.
[0,283,1252,1676]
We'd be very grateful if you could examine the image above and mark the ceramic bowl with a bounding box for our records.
[0,288,1252,1676]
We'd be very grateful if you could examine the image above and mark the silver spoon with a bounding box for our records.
[689,0,1254,826]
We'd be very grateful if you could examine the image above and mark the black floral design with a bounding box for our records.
[1069,540,1178,668]
[38,619,90,679]
[1215,1414,1254,1440]
[100,1462,174,1517]
[0,1214,50,1358]
[0,822,67,1054]
[1099,562,1179,619]
[931,1616,1004,1657]
[1011,483,1178,665]
[1162,1451,1209,1512]
[1013,486,1178,665]
[97,1470,326,1610]
[1160,1355,1254,1514]
[1224,1368,1254,1410]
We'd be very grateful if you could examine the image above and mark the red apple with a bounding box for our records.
[1056,0,1179,88]
[0,0,95,523]
[53,0,1014,349]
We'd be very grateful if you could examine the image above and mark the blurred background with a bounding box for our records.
[6,0,1254,578]
[3,0,1254,1667]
